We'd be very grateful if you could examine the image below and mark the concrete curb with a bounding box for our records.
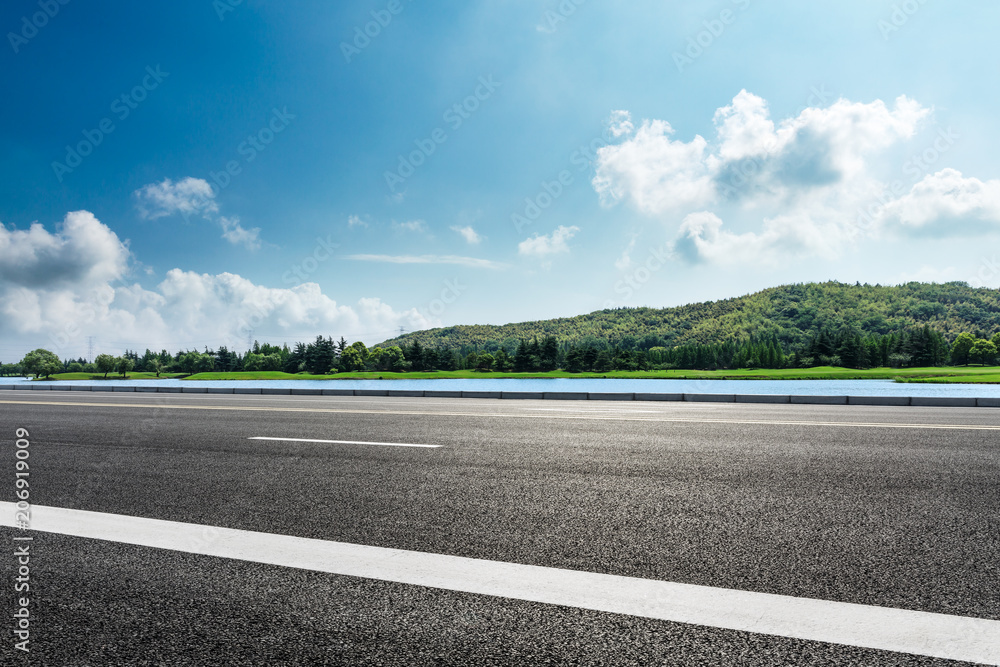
[684,393,736,403]
[848,396,910,406]
[911,396,977,408]
[1,383,997,407]
[735,394,790,404]
[634,393,684,401]
[791,395,848,405]
[543,392,589,401]
[589,392,635,401]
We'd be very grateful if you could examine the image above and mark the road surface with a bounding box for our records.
[0,390,997,665]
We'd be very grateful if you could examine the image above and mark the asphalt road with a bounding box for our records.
[1,390,998,665]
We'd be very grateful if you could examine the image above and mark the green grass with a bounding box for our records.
[186,371,341,381]
[30,366,1000,384]
[34,372,186,381]
[895,369,1000,384]
[189,366,1000,383]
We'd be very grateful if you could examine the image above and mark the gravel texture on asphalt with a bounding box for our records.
[0,531,980,666]
[0,393,996,664]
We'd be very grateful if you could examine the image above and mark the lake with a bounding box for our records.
[3,376,999,397]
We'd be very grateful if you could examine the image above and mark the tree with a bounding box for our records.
[284,343,307,373]
[339,346,363,372]
[494,348,513,372]
[951,332,976,365]
[304,336,335,374]
[95,353,117,379]
[151,359,164,377]
[540,336,559,371]
[116,356,135,378]
[349,341,369,367]
[475,353,495,372]
[380,346,405,371]
[970,339,997,366]
[367,347,384,371]
[21,349,62,379]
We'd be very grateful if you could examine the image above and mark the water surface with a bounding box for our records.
[4,376,1000,398]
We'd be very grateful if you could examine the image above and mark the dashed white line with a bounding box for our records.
[2,503,997,663]
[248,437,441,449]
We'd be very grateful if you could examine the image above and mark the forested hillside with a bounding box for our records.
[377,281,1000,353]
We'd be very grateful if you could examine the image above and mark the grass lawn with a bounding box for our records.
[32,372,186,381]
[25,366,1000,383]
[185,371,340,381]
[184,366,1000,382]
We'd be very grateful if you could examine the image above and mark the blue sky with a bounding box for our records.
[2,0,999,360]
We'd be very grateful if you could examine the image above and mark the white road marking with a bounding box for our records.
[2,503,997,663]
[248,436,441,449]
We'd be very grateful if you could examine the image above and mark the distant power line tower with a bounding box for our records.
[86,336,95,363]
[398,326,406,337]
[246,329,254,350]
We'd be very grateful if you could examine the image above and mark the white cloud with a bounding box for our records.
[347,215,369,228]
[673,211,842,267]
[881,168,1000,229]
[594,92,929,217]
[592,118,715,214]
[345,254,507,270]
[219,216,262,251]
[608,110,635,138]
[0,211,128,289]
[712,90,777,162]
[451,225,482,244]
[392,220,428,233]
[518,225,579,257]
[0,211,437,359]
[592,91,952,266]
[135,176,264,250]
[134,177,217,220]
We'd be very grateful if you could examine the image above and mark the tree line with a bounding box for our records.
[6,325,1000,379]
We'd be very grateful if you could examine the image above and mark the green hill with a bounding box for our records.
[377,281,1000,352]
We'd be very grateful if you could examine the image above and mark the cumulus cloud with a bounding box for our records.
[134,176,263,250]
[347,215,369,228]
[674,211,843,267]
[451,225,482,244]
[880,168,1000,230]
[518,225,579,257]
[135,177,217,220]
[588,91,988,266]
[594,91,928,216]
[0,211,128,289]
[0,211,438,359]
[592,118,714,214]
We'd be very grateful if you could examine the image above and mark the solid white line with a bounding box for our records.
[248,437,441,449]
[2,503,997,663]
